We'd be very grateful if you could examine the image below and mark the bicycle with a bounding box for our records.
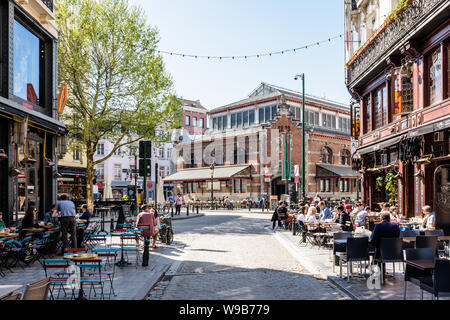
[159,215,174,245]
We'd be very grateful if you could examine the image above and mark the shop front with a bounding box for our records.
[57,166,87,201]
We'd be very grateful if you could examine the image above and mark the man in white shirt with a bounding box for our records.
[421,205,436,229]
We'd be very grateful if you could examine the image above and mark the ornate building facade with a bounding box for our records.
[164,83,358,203]
[345,0,450,231]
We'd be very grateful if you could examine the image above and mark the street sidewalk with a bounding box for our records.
[268,227,426,300]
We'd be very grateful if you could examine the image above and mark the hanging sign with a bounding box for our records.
[57,84,68,114]
[294,176,300,184]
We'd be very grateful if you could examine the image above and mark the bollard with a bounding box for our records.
[110,217,115,232]
[142,237,150,267]
[292,218,296,236]
[171,205,174,217]
[186,205,189,216]
[248,204,251,212]
[196,205,199,214]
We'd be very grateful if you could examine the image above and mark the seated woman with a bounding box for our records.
[43,205,59,225]
[20,206,44,238]
[305,206,318,231]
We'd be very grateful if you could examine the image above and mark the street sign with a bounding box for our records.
[57,84,68,114]
[294,176,300,184]
[264,177,271,182]
[97,182,104,188]
[147,182,153,189]
[351,138,358,154]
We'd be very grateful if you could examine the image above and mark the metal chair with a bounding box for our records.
[337,236,369,281]
[332,232,353,273]
[403,248,434,300]
[420,259,450,300]
[415,236,438,257]
[377,238,404,283]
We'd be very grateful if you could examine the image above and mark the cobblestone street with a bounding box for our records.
[146,211,348,300]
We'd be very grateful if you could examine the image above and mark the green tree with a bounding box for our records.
[56,0,181,211]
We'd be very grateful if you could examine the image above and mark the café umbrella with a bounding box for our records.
[102,177,113,201]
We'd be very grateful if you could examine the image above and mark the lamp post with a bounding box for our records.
[210,163,215,210]
[294,73,306,203]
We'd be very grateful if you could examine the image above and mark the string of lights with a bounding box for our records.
[156,34,345,60]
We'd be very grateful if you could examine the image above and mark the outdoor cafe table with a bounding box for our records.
[0,285,23,299]
[402,236,450,243]
[0,233,19,239]
[64,253,100,300]
[111,231,137,267]
[22,228,45,233]
[404,259,436,272]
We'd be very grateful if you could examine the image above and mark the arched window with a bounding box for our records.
[341,149,351,165]
[321,147,333,164]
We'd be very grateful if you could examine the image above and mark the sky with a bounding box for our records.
[128,0,351,109]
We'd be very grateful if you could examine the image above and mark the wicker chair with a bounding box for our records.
[22,278,51,300]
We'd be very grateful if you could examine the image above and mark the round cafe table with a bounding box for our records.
[64,253,100,300]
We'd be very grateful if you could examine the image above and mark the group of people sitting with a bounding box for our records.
[0,194,92,256]
[270,194,437,233]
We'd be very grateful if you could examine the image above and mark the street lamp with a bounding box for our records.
[210,163,215,210]
[294,73,306,203]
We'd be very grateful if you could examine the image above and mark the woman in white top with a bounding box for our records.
[305,206,318,230]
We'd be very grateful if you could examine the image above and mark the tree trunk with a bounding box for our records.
[86,152,95,213]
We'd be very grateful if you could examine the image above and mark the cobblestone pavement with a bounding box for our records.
[146,211,349,300]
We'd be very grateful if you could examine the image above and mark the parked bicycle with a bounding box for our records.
[159,214,173,245]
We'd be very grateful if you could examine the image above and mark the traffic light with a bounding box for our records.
[139,158,151,177]
[127,185,137,200]
[139,141,152,159]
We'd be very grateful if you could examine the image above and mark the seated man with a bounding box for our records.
[318,201,332,221]
[370,212,400,279]
[421,205,435,230]
[79,204,91,227]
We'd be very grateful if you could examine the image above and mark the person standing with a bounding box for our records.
[168,193,175,217]
[175,193,183,215]
[150,208,160,248]
[56,194,77,252]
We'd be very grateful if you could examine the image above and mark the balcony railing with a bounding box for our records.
[346,0,446,86]
[40,0,53,11]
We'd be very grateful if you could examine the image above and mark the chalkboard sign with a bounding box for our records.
[435,165,450,235]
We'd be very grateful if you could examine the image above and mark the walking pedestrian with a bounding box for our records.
[175,193,183,215]
[56,194,77,253]
[150,208,160,248]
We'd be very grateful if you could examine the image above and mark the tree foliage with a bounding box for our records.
[56,0,181,208]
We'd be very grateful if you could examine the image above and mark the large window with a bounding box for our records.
[394,65,413,114]
[199,118,204,129]
[374,86,387,129]
[258,105,277,123]
[320,147,333,164]
[339,179,350,192]
[364,95,371,134]
[97,143,105,155]
[322,114,336,130]
[13,19,44,106]
[185,115,190,126]
[429,47,442,105]
[339,117,350,133]
[233,179,247,193]
[341,149,351,165]
[113,164,122,180]
[232,109,255,128]
[73,146,81,161]
[320,179,331,193]
[193,117,197,127]
[306,110,320,126]
[213,115,227,130]
[96,164,104,180]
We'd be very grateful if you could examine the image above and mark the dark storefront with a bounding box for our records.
[57,166,87,201]
[0,0,65,225]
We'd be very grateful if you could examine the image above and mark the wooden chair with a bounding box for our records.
[22,278,51,300]
[1,293,22,300]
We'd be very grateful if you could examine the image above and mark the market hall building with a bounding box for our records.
[0,0,66,226]
[164,83,358,204]
[345,0,450,228]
